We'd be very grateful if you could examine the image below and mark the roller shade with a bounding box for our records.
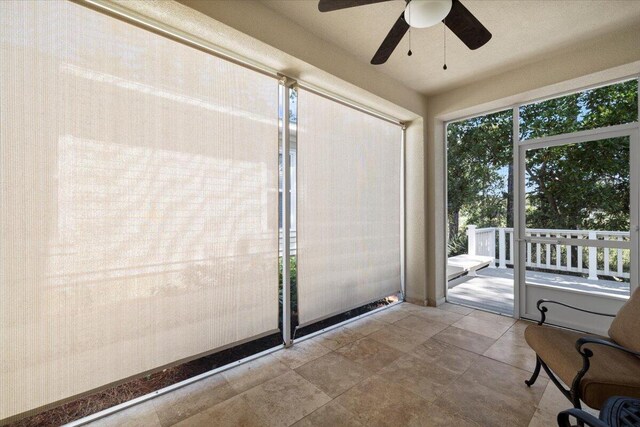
[0,0,279,420]
[296,89,401,326]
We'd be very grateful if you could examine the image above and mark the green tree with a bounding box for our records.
[447,110,512,247]
[447,79,637,256]
[521,80,637,231]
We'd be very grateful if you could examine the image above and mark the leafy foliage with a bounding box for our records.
[448,79,637,243]
[279,256,297,313]
[447,109,513,242]
[521,80,637,231]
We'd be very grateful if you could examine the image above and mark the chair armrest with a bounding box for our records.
[557,408,608,427]
[568,337,640,404]
[535,299,616,325]
[576,336,640,358]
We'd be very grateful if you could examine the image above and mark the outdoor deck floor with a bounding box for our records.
[84,302,586,427]
[447,267,629,315]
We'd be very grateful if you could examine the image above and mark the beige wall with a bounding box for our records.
[425,25,640,305]
[405,116,428,305]
[173,0,425,120]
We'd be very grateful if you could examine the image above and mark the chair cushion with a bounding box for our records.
[608,288,640,354]
[525,324,640,409]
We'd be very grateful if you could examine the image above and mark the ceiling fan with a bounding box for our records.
[317,0,492,65]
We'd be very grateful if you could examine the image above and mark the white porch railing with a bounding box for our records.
[467,225,631,280]
[279,229,297,256]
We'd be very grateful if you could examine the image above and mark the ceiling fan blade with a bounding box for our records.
[318,0,393,13]
[444,0,492,50]
[371,12,409,65]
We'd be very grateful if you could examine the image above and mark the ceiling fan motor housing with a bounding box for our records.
[405,0,453,28]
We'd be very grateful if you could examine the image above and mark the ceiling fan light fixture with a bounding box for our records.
[405,0,453,28]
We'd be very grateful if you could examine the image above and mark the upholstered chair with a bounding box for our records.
[524,289,640,410]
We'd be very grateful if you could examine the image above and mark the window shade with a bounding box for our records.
[296,89,401,326]
[0,0,279,420]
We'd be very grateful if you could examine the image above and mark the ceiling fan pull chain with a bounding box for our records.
[407,5,412,57]
[443,20,447,70]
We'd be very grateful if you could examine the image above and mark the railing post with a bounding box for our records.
[467,225,476,256]
[489,229,496,267]
[588,231,598,281]
[498,228,506,268]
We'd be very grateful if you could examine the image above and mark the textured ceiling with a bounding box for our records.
[260,0,640,95]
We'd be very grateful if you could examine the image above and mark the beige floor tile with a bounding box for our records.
[393,315,450,336]
[451,315,512,339]
[408,338,479,376]
[315,326,364,350]
[344,316,386,336]
[335,337,404,372]
[408,402,479,427]
[410,306,466,325]
[87,400,160,427]
[222,354,291,394]
[242,371,331,427]
[465,356,548,407]
[292,400,364,427]
[87,320,579,427]
[295,352,373,397]
[151,374,236,427]
[368,324,433,352]
[171,394,263,427]
[378,354,461,402]
[393,302,426,312]
[435,357,547,427]
[509,319,537,335]
[374,307,412,324]
[528,381,574,427]
[334,375,432,427]
[438,302,475,315]
[432,326,497,354]
[466,310,517,327]
[274,338,331,369]
[483,331,548,377]
[435,377,534,427]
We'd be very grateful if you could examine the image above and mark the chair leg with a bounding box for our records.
[525,355,542,387]
[571,392,582,410]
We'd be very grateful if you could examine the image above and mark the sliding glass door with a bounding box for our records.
[515,124,639,334]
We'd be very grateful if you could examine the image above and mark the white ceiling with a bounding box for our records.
[260,0,640,95]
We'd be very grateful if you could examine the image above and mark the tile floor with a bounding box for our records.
[87,303,587,427]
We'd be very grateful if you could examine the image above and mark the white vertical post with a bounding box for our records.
[631,101,639,295]
[467,225,477,256]
[490,228,496,267]
[566,234,572,272]
[509,231,514,264]
[498,228,506,268]
[545,233,551,268]
[280,76,293,347]
[617,237,623,277]
[513,105,522,319]
[400,126,406,300]
[577,244,583,272]
[588,230,598,280]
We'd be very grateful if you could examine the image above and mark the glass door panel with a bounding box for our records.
[518,131,638,334]
[524,137,631,297]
